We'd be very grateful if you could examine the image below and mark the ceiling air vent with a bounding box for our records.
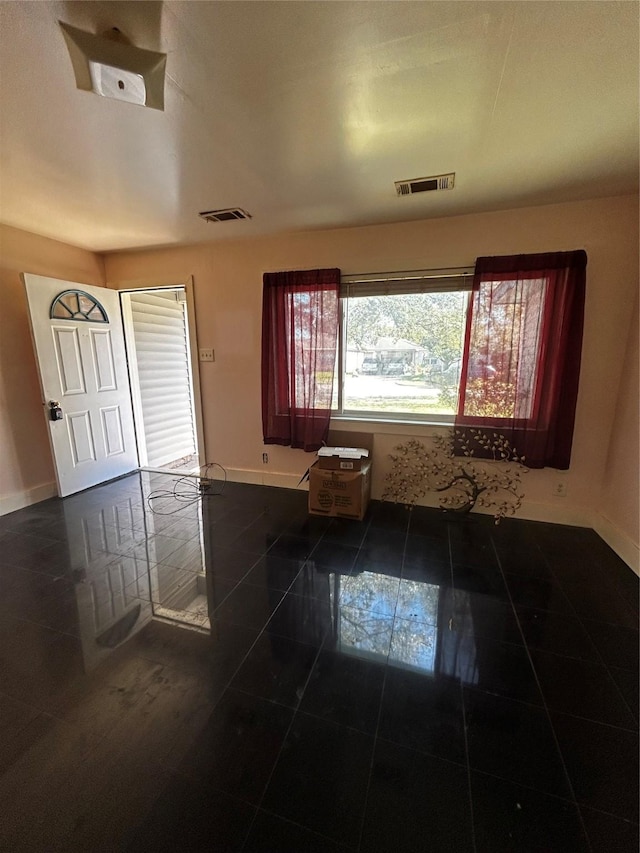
[198,208,252,223]
[395,173,455,196]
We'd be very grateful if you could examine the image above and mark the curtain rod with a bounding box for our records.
[341,266,474,284]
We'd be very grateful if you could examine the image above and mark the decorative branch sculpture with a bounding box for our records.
[382,428,528,523]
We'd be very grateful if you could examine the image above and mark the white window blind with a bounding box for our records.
[341,267,474,298]
[128,291,196,467]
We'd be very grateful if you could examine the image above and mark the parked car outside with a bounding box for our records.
[383,361,410,376]
[360,356,379,375]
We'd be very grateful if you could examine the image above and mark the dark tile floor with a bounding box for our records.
[0,471,638,852]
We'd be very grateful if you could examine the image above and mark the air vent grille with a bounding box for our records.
[395,173,455,196]
[198,208,252,223]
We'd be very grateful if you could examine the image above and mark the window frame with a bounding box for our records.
[332,268,474,425]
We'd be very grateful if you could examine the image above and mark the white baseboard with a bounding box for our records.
[213,467,308,491]
[514,499,593,528]
[0,481,58,516]
[263,471,307,489]
[592,513,640,576]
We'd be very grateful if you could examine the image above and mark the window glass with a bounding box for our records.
[49,290,108,323]
[78,294,94,315]
[340,290,468,418]
[52,300,73,319]
[463,277,546,420]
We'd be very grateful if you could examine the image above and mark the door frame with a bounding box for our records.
[111,275,206,475]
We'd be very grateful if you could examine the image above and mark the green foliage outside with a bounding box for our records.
[314,370,333,385]
[346,291,467,369]
[463,378,516,418]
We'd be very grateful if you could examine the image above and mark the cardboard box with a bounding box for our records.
[308,460,372,521]
[316,446,370,471]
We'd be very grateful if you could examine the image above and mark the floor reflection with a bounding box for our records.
[64,472,211,671]
[64,474,487,683]
[2,470,637,851]
[60,472,626,708]
[329,571,478,679]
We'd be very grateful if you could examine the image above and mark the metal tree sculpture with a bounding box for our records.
[383,428,528,523]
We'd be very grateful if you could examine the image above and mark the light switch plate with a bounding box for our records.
[199,348,214,362]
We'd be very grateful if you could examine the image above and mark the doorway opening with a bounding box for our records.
[120,284,204,477]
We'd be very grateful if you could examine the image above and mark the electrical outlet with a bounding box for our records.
[262,453,269,464]
[553,481,568,497]
[199,348,214,362]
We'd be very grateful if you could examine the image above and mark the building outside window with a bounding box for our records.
[334,269,473,422]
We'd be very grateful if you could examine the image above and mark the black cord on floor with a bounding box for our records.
[146,462,227,515]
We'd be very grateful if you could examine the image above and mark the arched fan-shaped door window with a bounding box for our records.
[50,290,109,323]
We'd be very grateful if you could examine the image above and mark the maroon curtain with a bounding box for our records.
[262,268,340,452]
[456,251,587,469]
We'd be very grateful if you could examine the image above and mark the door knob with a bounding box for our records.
[49,401,63,421]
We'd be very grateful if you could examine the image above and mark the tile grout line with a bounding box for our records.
[205,494,350,848]
[538,549,640,727]
[4,483,636,849]
[450,522,479,853]
[490,535,594,853]
[459,683,638,735]
[154,555,306,782]
[354,509,407,853]
[496,537,638,729]
[237,616,327,850]
[522,534,640,728]
[255,806,359,851]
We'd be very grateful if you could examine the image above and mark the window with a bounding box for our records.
[333,251,585,469]
[459,274,547,421]
[261,253,585,469]
[50,289,108,322]
[261,268,341,451]
[334,269,473,422]
[456,250,586,470]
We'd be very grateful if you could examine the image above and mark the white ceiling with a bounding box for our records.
[0,1,638,252]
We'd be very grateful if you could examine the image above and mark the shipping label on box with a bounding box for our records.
[308,460,372,521]
[317,457,362,471]
[316,446,369,472]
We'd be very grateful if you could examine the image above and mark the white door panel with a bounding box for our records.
[67,410,96,464]
[52,326,86,393]
[23,274,138,496]
[90,328,117,391]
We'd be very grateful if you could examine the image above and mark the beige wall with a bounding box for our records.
[0,224,104,509]
[104,194,639,550]
[598,290,639,568]
[1,196,637,565]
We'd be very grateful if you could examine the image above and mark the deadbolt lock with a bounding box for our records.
[49,401,63,421]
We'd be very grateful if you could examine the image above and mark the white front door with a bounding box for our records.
[23,274,139,497]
